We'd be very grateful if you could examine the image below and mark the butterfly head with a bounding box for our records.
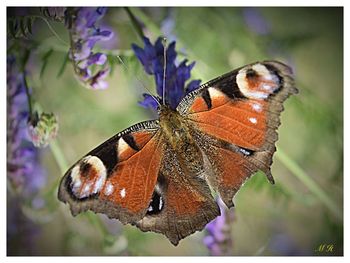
[158,104,192,148]
[158,104,181,128]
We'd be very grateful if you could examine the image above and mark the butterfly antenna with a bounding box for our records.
[162,37,167,106]
[116,55,161,107]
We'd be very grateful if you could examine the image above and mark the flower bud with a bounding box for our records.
[27,112,58,148]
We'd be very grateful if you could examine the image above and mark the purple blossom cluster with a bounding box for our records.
[132,37,201,110]
[68,7,113,89]
[203,198,235,256]
[7,56,46,195]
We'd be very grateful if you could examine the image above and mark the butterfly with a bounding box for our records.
[58,60,297,246]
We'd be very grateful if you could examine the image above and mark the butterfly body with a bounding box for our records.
[159,106,191,147]
[58,60,297,245]
[159,106,204,175]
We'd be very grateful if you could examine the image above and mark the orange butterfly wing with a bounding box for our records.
[178,60,298,207]
[58,120,164,223]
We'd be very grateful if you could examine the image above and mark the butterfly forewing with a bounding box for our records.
[58,120,163,223]
[178,60,297,207]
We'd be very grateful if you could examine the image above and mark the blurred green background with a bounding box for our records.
[7,7,343,255]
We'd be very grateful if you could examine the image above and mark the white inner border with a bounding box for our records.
[1,2,347,262]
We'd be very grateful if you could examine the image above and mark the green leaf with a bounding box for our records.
[39,7,50,19]
[27,16,35,35]
[19,17,28,37]
[124,7,145,40]
[7,15,40,39]
[56,52,69,78]
[8,19,18,38]
[40,49,54,78]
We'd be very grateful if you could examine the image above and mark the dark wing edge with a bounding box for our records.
[255,60,298,182]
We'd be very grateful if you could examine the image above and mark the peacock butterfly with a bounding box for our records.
[58,60,298,245]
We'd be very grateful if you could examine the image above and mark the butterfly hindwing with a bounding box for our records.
[136,144,220,245]
[58,120,163,224]
[178,60,297,207]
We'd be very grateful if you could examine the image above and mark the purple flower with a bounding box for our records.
[7,56,47,255]
[7,56,46,195]
[68,7,113,90]
[203,197,234,256]
[243,8,271,35]
[98,24,119,50]
[132,37,201,110]
[90,68,110,90]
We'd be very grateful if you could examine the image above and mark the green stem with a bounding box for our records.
[44,139,69,198]
[124,7,145,40]
[67,29,80,76]
[50,139,69,173]
[276,148,342,221]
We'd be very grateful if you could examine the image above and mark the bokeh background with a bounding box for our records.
[7,7,343,256]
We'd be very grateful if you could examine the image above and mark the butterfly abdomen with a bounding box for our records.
[159,105,205,176]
